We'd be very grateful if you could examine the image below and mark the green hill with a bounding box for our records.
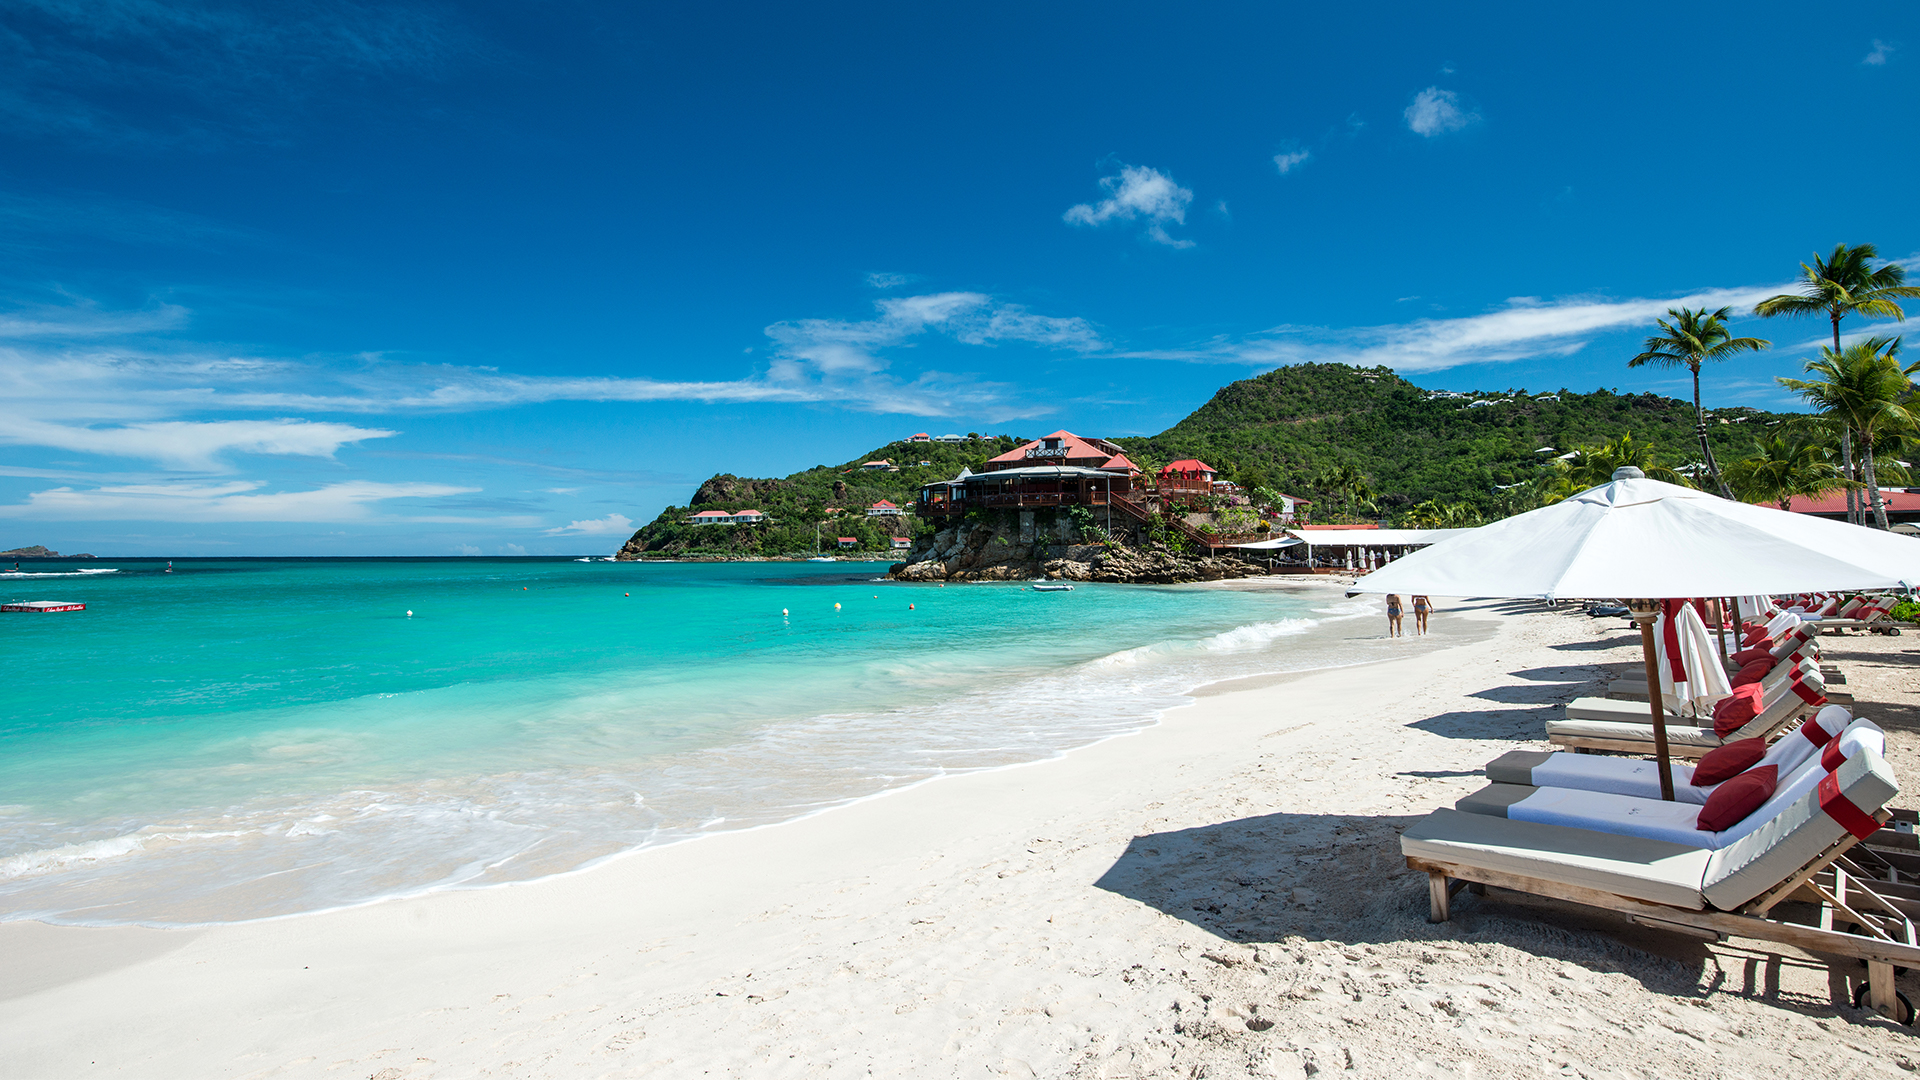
[1117,364,1789,517]
[615,364,1795,556]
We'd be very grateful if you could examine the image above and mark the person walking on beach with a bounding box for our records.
[1412,594,1432,635]
[1385,594,1404,637]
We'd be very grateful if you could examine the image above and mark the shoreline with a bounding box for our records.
[0,576,1378,930]
[9,600,1911,1077]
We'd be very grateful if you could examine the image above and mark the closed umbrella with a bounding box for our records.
[1350,467,1920,799]
[1657,601,1731,718]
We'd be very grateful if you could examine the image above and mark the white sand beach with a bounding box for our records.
[7,593,1920,1078]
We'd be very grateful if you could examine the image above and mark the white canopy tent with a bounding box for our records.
[1349,469,1920,799]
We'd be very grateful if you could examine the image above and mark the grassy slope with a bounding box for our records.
[620,364,1795,553]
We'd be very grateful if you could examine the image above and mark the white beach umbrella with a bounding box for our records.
[1350,467,1920,799]
[1656,601,1732,718]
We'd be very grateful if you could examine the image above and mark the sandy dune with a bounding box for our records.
[5,594,1919,1078]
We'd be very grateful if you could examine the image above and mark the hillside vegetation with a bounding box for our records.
[1118,364,1789,516]
[615,364,1796,555]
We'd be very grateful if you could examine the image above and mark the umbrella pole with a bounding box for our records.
[1629,598,1675,801]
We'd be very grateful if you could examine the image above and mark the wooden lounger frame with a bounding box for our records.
[1409,809,1920,1022]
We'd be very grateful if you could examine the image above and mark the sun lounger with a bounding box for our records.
[1486,707,1858,805]
[1459,722,1885,849]
[1568,657,1822,723]
[1546,673,1825,757]
[1403,747,1916,1021]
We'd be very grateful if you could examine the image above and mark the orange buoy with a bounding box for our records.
[909,603,915,610]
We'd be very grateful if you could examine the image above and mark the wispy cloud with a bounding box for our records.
[864,272,913,290]
[544,513,634,536]
[1125,285,1785,373]
[1404,87,1478,137]
[1063,164,1195,248]
[1865,39,1897,65]
[0,416,395,470]
[0,289,1101,428]
[0,478,483,522]
[1273,146,1311,175]
[0,0,464,147]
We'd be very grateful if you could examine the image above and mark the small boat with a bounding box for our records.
[574,558,592,562]
[807,556,835,562]
[1030,582,1074,592]
[3,600,85,613]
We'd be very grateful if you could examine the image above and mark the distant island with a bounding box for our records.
[1,546,93,559]
[611,363,1793,579]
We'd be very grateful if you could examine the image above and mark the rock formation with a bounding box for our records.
[888,511,1266,584]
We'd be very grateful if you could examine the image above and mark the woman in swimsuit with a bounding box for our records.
[1412,595,1432,635]
[1385,594,1403,637]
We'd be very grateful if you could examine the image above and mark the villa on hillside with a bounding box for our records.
[868,500,904,517]
[914,430,1143,520]
[686,509,768,525]
[890,536,911,550]
[837,536,858,549]
[934,434,966,443]
[860,459,896,471]
[908,433,931,443]
[1158,459,1216,503]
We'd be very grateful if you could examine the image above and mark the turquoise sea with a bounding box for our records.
[0,557,1386,926]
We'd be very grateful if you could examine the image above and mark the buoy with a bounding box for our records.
[523,587,528,591]
[834,602,841,610]
[909,603,915,610]
[406,610,413,617]
[625,592,630,597]
[782,607,789,616]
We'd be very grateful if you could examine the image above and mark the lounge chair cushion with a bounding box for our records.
[1546,716,1725,748]
[1731,659,1773,687]
[1483,750,1555,786]
[1702,748,1900,910]
[1696,765,1777,832]
[1401,809,1712,909]
[1730,646,1772,665]
[1692,739,1767,786]
[1712,684,1763,736]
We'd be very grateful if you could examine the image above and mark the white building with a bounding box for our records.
[685,509,768,525]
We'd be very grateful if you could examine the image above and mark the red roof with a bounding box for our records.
[871,500,898,509]
[1159,459,1216,475]
[837,536,856,542]
[689,510,729,517]
[1100,453,1137,471]
[1783,490,1920,514]
[987,430,1115,466]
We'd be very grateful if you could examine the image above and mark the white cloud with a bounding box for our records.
[1125,284,1785,373]
[1063,164,1195,248]
[456,544,481,555]
[0,479,480,522]
[864,272,912,289]
[545,513,634,536]
[1273,148,1311,175]
[1865,39,1897,65]
[1405,87,1477,137]
[0,416,394,470]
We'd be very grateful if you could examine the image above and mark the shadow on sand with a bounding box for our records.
[1094,809,1873,1022]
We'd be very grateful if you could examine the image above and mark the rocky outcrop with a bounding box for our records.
[689,475,789,507]
[0,546,92,559]
[888,511,1266,584]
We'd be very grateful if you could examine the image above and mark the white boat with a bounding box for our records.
[1030,582,1074,592]
[807,556,835,562]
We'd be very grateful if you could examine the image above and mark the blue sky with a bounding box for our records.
[1,2,1915,555]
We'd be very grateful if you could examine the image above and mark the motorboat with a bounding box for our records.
[1030,582,1074,592]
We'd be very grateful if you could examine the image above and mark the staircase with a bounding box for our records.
[1108,493,1225,551]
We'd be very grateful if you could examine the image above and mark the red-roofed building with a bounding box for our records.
[983,431,1137,473]
[908,433,931,442]
[1780,489,1920,523]
[1157,459,1217,506]
[860,459,895,471]
[890,536,912,550]
[837,536,858,549]
[867,500,903,517]
[685,509,768,525]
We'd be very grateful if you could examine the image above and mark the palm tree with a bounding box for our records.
[1777,337,1914,529]
[1540,433,1690,503]
[1723,430,1844,511]
[1626,307,1768,499]
[1755,243,1920,523]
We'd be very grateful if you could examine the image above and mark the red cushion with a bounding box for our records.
[1742,627,1771,646]
[1821,738,1849,773]
[1712,684,1765,737]
[1692,738,1768,786]
[1731,659,1773,686]
[1730,646,1772,666]
[1697,765,1778,832]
